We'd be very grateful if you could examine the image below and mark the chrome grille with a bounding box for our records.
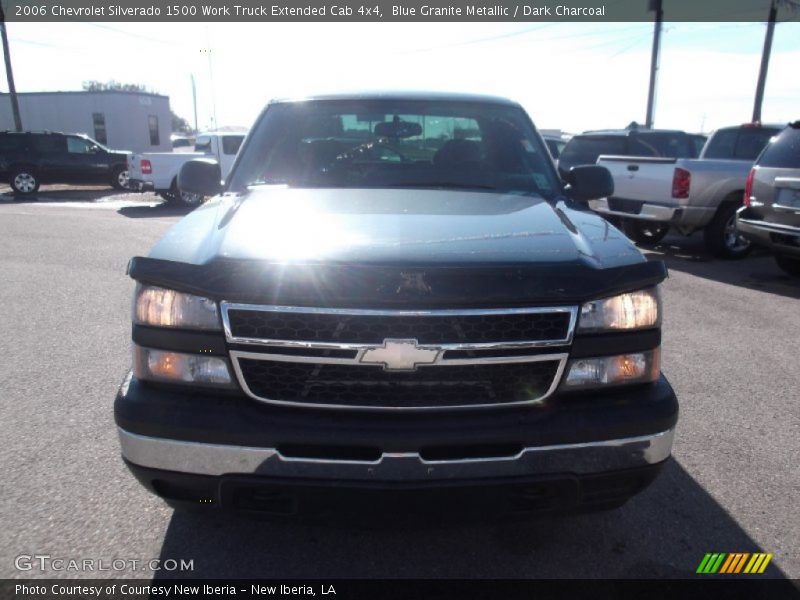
[226,307,573,345]
[222,304,577,411]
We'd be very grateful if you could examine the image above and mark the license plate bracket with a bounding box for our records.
[775,188,800,210]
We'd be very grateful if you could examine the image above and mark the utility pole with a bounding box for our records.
[204,27,217,130]
[752,0,777,123]
[190,74,199,135]
[645,0,663,129]
[0,5,22,131]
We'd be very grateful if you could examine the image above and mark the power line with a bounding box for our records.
[609,32,653,58]
[401,24,557,54]
[83,23,179,46]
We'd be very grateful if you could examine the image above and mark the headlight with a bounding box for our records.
[133,284,220,330]
[578,287,660,333]
[133,346,234,387]
[560,349,660,390]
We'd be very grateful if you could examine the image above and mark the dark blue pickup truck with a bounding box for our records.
[115,92,678,517]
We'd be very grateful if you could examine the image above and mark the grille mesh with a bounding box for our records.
[237,358,562,408]
[227,310,571,344]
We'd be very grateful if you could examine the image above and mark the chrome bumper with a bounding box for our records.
[118,427,674,482]
[589,199,715,228]
[589,198,678,222]
[127,179,154,193]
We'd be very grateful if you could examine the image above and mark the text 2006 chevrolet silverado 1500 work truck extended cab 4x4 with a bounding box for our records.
[115,93,678,516]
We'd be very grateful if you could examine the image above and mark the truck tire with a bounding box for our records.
[622,220,670,245]
[176,188,204,207]
[111,166,130,190]
[164,179,204,208]
[703,202,752,259]
[10,166,40,195]
[775,255,800,277]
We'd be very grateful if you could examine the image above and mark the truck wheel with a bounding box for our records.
[177,188,204,207]
[111,166,130,190]
[704,202,752,259]
[775,255,800,277]
[164,180,204,208]
[622,220,670,245]
[10,167,40,195]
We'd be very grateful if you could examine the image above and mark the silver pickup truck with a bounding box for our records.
[593,124,782,258]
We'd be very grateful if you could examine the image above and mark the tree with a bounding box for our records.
[82,80,150,93]
[171,112,191,135]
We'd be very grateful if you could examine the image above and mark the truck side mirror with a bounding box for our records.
[566,165,614,202]
[178,159,222,197]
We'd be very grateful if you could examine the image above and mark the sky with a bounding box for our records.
[3,20,799,134]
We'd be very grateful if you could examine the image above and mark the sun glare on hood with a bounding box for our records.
[231,199,370,262]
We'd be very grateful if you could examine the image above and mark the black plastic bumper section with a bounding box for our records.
[115,374,678,453]
[125,458,667,517]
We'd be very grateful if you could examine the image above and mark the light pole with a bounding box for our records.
[191,74,199,135]
[752,0,777,123]
[645,0,664,129]
[0,5,22,131]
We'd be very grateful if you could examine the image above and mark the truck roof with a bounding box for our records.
[269,90,521,107]
[197,131,247,136]
[712,122,786,131]
[579,128,688,136]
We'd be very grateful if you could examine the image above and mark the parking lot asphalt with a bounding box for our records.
[0,189,798,580]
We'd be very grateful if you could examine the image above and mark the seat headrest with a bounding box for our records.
[432,139,483,167]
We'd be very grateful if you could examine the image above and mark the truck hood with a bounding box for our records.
[130,187,665,306]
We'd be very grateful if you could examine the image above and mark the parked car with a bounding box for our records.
[127,131,245,206]
[0,131,130,195]
[543,135,568,159]
[593,124,783,258]
[700,123,783,161]
[689,133,708,158]
[557,126,699,179]
[170,134,196,150]
[737,121,800,276]
[115,92,677,516]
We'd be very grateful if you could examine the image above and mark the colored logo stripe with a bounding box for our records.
[697,553,726,574]
[698,553,773,574]
[719,553,749,573]
[744,553,773,574]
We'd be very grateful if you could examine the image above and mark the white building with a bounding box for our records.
[0,90,172,152]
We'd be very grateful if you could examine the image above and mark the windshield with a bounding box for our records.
[629,133,695,158]
[558,136,627,171]
[228,100,561,199]
[703,127,781,160]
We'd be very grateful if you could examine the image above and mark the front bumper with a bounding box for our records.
[119,427,674,481]
[115,373,678,512]
[737,210,800,258]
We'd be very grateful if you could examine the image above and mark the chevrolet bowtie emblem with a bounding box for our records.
[359,339,442,371]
